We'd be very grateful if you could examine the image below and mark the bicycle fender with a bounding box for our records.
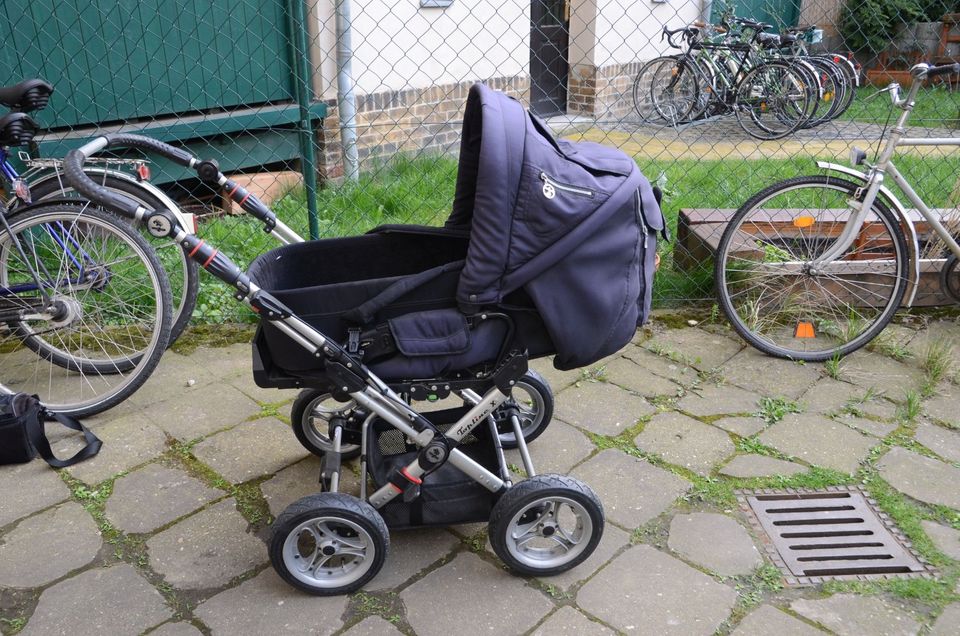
[26,169,196,235]
[816,161,921,307]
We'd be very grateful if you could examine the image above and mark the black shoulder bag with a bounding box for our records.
[0,393,102,468]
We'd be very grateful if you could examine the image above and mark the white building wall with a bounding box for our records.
[594,0,702,66]
[312,0,530,100]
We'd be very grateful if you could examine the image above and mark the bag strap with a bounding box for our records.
[25,402,102,468]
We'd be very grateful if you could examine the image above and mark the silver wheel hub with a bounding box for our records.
[282,516,374,588]
[505,496,592,569]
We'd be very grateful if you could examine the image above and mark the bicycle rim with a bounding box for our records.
[0,204,172,416]
[735,62,812,139]
[716,176,908,361]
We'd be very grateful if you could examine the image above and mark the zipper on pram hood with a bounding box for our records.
[540,171,594,200]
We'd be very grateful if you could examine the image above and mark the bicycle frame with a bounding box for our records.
[812,73,960,308]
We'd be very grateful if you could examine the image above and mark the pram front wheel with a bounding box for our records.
[489,474,603,577]
[291,390,362,460]
[496,370,554,449]
[270,493,389,596]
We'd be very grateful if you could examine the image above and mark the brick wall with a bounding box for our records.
[568,61,644,120]
[317,75,530,180]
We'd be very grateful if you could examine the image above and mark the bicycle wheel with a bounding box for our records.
[734,61,813,139]
[0,203,172,416]
[802,57,843,127]
[634,56,700,124]
[25,171,199,347]
[715,176,908,361]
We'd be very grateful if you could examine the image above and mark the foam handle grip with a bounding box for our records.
[102,133,195,167]
[927,63,960,78]
[63,149,142,218]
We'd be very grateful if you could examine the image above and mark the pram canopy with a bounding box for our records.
[444,83,664,369]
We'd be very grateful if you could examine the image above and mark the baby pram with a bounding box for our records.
[63,83,665,595]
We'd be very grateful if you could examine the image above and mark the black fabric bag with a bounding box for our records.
[0,393,102,468]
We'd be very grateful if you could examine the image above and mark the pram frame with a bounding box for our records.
[63,133,603,595]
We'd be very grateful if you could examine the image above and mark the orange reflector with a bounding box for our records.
[793,216,815,228]
[137,164,151,181]
[795,322,816,339]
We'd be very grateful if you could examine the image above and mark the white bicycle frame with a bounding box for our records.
[812,65,960,308]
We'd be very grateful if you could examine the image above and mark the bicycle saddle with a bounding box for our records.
[0,79,54,112]
[0,112,39,146]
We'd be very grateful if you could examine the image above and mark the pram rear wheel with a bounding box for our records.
[291,390,362,460]
[488,474,603,577]
[270,493,389,596]
[496,370,554,449]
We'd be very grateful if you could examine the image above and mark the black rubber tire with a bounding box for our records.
[25,171,200,347]
[715,175,908,361]
[0,203,172,417]
[735,61,813,140]
[269,493,389,595]
[497,369,554,449]
[488,474,604,577]
[290,388,362,460]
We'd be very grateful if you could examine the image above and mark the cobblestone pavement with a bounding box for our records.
[2,315,960,635]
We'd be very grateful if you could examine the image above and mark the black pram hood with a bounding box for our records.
[446,83,663,369]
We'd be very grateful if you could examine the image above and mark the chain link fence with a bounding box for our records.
[1,0,958,323]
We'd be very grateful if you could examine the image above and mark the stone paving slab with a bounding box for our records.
[21,564,171,636]
[0,460,71,527]
[836,414,898,439]
[878,447,960,510]
[52,414,168,485]
[800,378,869,414]
[621,346,700,386]
[147,499,266,590]
[923,389,960,427]
[759,414,878,474]
[105,463,222,534]
[914,422,960,463]
[634,411,735,475]
[645,327,743,371]
[841,352,925,396]
[790,594,920,636]
[720,349,822,399]
[732,604,825,636]
[532,606,616,635]
[604,356,682,397]
[554,381,654,436]
[505,419,596,476]
[400,552,554,636]
[149,623,205,636]
[921,520,960,561]
[194,568,349,636]
[667,512,761,576]
[191,418,308,484]
[528,357,582,392]
[578,544,737,635]
[930,603,960,636]
[224,371,297,406]
[572,449,690,529]
[676,384,762,418]
[720,454,808,478]
[343,616,404,636]
[366,528,460,591]
[710,415,766,437]
[141,381,262,441]
[0,502,101,588]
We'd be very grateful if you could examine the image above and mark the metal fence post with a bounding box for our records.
[288,0,321,240]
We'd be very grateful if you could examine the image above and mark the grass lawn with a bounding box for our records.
[193,152,960,320]
[840,85,960,129]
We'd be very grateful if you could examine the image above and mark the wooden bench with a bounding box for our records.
[676,208,958,306]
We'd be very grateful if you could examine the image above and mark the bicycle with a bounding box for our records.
[715,62,960,361]
[0,80,173,416]
[634,21,818,138]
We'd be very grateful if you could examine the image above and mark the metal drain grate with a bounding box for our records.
[738,487,935,585]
